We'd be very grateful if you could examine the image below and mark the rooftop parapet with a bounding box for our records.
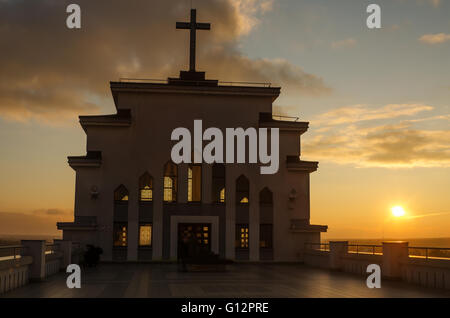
[67,151,102,169]
[259,112,309,133]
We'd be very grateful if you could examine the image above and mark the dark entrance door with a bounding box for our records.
[178,223,211,259]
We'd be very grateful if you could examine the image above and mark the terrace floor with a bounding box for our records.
[2,263,450,298]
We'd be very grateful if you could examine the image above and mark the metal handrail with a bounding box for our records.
[45,243,60,255]
[348,244,382,256]
[272,115,299,122]
[118,78,273,87]
[304,242,330,251]
[304,242,450,260]
[0,245,25,260]
[0,245,23,249]
[219,81,272,88]
[119,78,167,83]
[408,246,450,260]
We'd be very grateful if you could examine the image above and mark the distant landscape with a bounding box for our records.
[324,237,450,248]
[1,234,449,248]
[0,234,61,246]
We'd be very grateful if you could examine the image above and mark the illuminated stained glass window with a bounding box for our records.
[235,224,249,249]
[113,223,127,247]
[164,161,177,202]
[139,173,153,202]
[212,164,225,203]
[188,165,202,202]
[114,185,129,202]
[236,175,249,204]
[139,224,152,246]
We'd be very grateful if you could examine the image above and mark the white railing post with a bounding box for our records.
[382,241,409,279]
[329,241,348,270]
[21,240,46,281]
[54,240,72,269]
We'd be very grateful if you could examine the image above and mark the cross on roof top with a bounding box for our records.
[176,9,211,72]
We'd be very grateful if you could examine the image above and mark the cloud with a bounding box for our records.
[331,38,356,49]
[0,211,72,236]
[0,0,329,125]
[419,33,450,45]
[313,103,433,126]
[32,208,72,216]
[408,0,442,7]
[303,104,450,168]
[426,0,441,7]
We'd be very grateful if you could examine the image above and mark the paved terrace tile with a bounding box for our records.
[2,264,450,298]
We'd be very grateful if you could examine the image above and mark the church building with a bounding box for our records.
[57,9,327,262]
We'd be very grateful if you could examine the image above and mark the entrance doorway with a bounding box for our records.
[177,223,211,258]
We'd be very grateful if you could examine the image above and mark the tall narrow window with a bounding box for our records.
[164,161,178,202]
[212,164,225,203]
[236,175,249,204]
[113,223,127,247]
[259,187,273,205]
[139,172,153,202]
[260,224,273,248]
[235,224,249,249]
[188,165,202,202]
[139,224,152,247]
[114,185,129,202]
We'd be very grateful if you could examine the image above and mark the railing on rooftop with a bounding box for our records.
[408,247,450,260]
[348,244,383,256]
[304,242,330,252]
[119,78,167,83]
[45,243,60,255]
[272,114,299,122]
[304,243,450,261]
[0,245,26,261]
[118,78,273,87]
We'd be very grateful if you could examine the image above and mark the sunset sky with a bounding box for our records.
[0,0,449,239]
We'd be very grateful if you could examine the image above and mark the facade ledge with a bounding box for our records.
[68,151,102,169]
[290,219,328,233]
[110,81,281,104]
[79,109,131,132]
[57,217,98,231]
[259,112,309,133]
[286,156,318,172]
[57,222,98,231]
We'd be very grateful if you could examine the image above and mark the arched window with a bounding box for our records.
[139,172,153,202]
[113,223,127,247]
[114,185,129,202]
[212,163,225,203]
[188,164,202,202]
[164,161,178,202]
[259,187,273,205]
[236,175,249,204]
[259,187,273,251]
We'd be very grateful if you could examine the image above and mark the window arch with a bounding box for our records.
[163,161,178,202]
[139,172,153,202]
[114,184,129,202]
[212,163,225,203]
[259,187,273,205]
[236,175,249,204]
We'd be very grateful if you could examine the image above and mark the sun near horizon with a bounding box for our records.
[391,206,406,218]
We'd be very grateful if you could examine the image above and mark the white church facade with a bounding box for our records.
[57,9,327,262]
